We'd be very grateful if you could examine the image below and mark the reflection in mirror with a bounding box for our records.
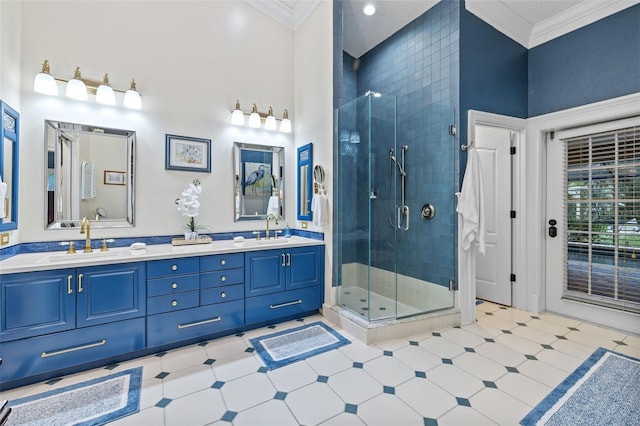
[0,101,19,231]
[44,120,135,229]
[233,142,284,221]
[297,143,313,221]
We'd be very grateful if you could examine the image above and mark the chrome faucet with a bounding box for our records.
[80,217,92,253]
[266,214,279,240]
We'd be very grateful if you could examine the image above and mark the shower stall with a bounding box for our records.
[335,92,456,321]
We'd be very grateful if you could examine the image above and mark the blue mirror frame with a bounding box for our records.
[0,100,19,231]
[297,143,313,221]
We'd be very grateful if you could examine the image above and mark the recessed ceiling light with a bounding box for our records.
[363,4,376,16]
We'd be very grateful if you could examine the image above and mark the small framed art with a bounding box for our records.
[165,134,211,172]
[104,170,126,185]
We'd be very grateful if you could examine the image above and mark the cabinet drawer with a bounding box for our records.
[147,300,244,347]
[148,274,199,297]
[201,269,243,289]
[201,284,244,306]
[245,286,322,325]
[147,291,199,315]
[0,318,145,384]
[147,257,199,278]
[200,253,243,272]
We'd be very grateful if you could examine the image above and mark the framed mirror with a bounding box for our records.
[297,143,313,221]
[233,142,284,221]
[0,100,19,231]
[44,120,136,229]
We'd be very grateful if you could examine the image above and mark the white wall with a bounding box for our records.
[293,1,334,303]
[19,1,296,242]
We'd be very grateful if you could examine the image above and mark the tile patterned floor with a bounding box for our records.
[2,302,639,425]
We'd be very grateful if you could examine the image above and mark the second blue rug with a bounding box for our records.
[250,321,351,369]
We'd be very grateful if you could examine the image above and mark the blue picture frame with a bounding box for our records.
[297,143,313,221]
[165,134,211,173]
[1,100,19,231]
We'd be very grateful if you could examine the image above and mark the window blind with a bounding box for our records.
[563,124,640,313]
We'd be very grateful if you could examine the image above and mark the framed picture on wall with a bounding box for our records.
[104,170,126,185]
[165,134,212,172]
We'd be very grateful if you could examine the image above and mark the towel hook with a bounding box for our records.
[460,141,475,151]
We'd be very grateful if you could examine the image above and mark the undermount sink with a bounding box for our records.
[255,238,290,245]
[47,250,120,262]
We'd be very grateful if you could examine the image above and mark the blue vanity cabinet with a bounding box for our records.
[245,246,324,325]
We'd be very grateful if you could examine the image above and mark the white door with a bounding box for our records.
[475,124,513,305]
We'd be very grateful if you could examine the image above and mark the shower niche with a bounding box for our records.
[334,92,456,323]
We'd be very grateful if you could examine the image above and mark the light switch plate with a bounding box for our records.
[0,233,9,245]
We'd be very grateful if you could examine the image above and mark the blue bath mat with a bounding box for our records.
[7,367,142,426]
[520,348,640,425]
[250,321,351,369]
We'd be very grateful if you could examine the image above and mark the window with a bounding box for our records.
[564,123,640,312]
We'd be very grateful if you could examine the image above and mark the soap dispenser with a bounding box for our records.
[284,224,291,238]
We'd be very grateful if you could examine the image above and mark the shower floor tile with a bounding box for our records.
[337,286,422,320]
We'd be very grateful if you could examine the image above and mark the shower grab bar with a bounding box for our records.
[398,205,409,231]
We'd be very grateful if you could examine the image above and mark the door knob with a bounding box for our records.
[548,219,558,238]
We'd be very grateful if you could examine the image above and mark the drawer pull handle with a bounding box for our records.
[270,299,302,309]
[171,265,178,271]
[67,275,73,294]
[221,292,226,298]
[78,274,84,293]
[172,300,178,307]
[221,276,226,282]
[221,260,226,266]
[41,339,107,358]
[172,283,178,289]
[177,316,222,329]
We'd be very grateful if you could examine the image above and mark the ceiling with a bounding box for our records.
[246,0,639,57]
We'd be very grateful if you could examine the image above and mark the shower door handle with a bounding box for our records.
[397,206,409,231]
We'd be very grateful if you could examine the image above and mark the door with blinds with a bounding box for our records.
[546,118,640,330]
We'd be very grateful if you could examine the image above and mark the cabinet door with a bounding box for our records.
[1,269,76,342]
[287,246,324,291]
[76,263,146,328]
[245,250,285,297]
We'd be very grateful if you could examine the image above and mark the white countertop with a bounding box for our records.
[0,236,325,274]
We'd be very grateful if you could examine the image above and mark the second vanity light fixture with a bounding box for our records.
[34,60,142,109]
[231,100,291,133]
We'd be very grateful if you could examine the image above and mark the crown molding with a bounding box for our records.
[529,0,639,48]
[244,0,321,31]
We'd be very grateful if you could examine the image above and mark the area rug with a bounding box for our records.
[250,321,351,369]
[7,367,142,426]
[520,348,640,426]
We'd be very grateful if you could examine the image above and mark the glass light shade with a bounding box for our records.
[248,104,261,128]
[123,89,142,109]
[34,73,58,95]
[279,109,291,133]
[265,107,276,131]
[65,78,88,100]
[96,84,116,105]
[231,100,245,125]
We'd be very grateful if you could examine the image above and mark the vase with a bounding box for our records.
[184,231,198,240]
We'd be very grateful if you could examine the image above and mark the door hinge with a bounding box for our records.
[449,279,458,291]
[449,124,457,136]
[510,146,516,155]
[550,130,555,140]
[510,273,516,282]
[510,210,516,219]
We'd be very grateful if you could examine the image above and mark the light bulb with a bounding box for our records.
[279,109,291,133]
[248,103,261,128]
[123,79,142,109]
[265,107,277,131]
[96,73,116,105]
[33,60,58,95]
[231,100,245,125]
[65,67,87,100]
[363,4,376,16]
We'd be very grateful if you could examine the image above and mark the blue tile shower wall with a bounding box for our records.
[528,4,640,117]
[338,0,460,287]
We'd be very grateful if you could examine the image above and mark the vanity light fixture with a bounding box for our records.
[33,59,142,109]
[65,67,88,101]
[96,73,116,105]
[230,101,292,133]
[33,60,58,96]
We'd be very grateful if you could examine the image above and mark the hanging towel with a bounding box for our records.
[312,193,328,227]
[456,147,486,255]
[267,196,279,216]
[0,175,6,218]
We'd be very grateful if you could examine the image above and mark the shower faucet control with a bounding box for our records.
[421,204,436,220]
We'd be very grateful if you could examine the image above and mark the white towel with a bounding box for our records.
[456,148,486,255]
[0,175,6,218]
[267,196,279,216]
[312,193,328,227]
